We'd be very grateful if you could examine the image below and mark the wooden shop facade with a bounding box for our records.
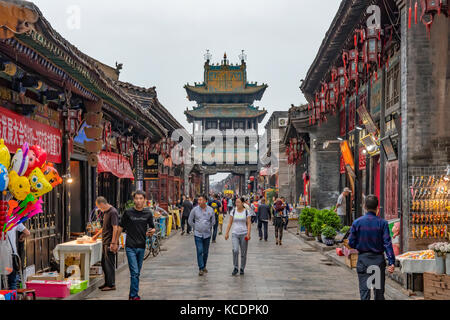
[0,0,187,272]
[284,0,449,254]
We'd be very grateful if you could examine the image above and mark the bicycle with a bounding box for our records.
[144,222,162,260]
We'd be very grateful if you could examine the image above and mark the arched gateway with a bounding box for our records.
[184,51,268,195]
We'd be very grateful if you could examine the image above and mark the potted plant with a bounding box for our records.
[321,225,337,246]
[428,242,450,275]
[299,207,317,237]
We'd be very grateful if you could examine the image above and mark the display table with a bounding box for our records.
[397,250,437,292]
[397,251,436,274]
[53,240,102,286]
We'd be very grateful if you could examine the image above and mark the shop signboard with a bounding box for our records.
[0,106,62,163]
[144,153,159,180]
[357,104,380,139]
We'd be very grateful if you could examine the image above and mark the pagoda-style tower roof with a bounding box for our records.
[185,103,267,123]
[184,52,268,104]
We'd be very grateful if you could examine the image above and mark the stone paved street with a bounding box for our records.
[85,216,361,300]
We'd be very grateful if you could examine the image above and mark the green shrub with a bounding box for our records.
[340,226,350,234]
[320,209,342,230]
[322,225,337,238]
[299,207,318,232]
[311,220,324,237]
[310,208,341,236]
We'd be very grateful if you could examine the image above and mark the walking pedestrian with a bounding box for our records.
[188,194,215,276]
[193,197,198,208]
[227,195,233,213]
[181,195,193,235]
[336,188,351,226]
[116,190,155,300]
[208,194,222,243]
[257,198,270,241]
[348,194,395,300]
[92,196,119,292]
[273,198,286,245]
[225,197,252,276]
[281,197,290,230]
[251,196,259,224]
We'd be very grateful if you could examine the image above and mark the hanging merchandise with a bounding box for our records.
[0,142,60,239]
[0,139,11,169]
[0,164,8,192]
[9,143,29,176]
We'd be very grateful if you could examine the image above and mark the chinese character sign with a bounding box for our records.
[0,106,62,163]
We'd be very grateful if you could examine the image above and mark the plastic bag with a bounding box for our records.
[0,239,13,275]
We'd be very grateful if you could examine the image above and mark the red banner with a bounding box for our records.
[340,155,346,174]
[97,151,134,180]
[0,106,62,163]
[359,147,367,170]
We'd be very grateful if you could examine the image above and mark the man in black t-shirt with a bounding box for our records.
[117,190,155,300]
[92,196,119,291]
[181,195,193,235]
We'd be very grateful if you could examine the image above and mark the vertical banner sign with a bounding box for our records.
[136,152,144,181]
[144,154,159,180]
[359,147,367,170]
[340,155,346,174]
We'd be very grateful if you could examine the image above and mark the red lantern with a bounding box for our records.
[66,109,82,136]
[337,66,347,94]
[249,176,255,182]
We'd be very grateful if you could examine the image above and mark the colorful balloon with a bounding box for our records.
[10,142,29,176]
[24,145,47,177]
[8,170,30,200]
[0,139,10,169]
[0,164,8,192]
[28,167,52,198]
[42,163,62,188]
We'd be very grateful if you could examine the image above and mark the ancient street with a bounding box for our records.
[86,216,360,300]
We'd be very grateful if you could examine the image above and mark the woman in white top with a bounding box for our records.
[225,197,252,276]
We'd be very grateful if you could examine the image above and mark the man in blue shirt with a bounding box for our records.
[189,194,215,276]
[348,194,395,300]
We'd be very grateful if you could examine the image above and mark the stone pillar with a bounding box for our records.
[308,115,341,209]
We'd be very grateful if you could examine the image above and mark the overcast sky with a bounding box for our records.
[33,0,341,183]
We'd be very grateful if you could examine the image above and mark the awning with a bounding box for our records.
[97,151,134,180]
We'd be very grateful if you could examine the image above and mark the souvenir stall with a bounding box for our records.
[396,166,450,297]
[0,139,63,298]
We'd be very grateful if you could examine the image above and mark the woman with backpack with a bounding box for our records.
[225,197,252,276]
[273,198,286,245]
